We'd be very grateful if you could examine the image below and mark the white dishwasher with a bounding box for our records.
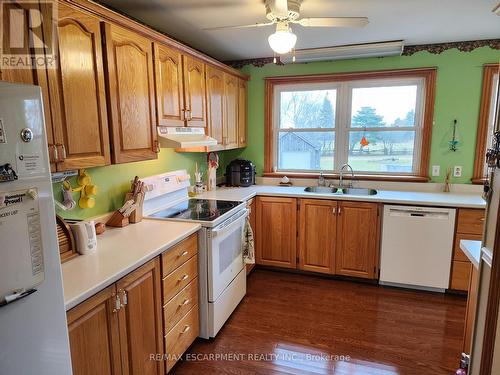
[379,205,456,292]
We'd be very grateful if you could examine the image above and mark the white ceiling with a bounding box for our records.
[99,0,500,61]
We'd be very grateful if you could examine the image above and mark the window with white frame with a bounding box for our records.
[271,74,430,176]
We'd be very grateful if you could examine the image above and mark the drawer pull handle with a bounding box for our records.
[179,250,189,257]
[480,217,485,222]
[179,274,189,282]
[180,325,190,334]
[180,298,190,306]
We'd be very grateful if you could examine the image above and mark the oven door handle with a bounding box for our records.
[211,209,248,238]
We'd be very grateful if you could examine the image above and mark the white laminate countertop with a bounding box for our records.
[460,240,482,269]
[62,219,200,311]
[198,185,486,209]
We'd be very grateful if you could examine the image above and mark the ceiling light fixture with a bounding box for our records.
[268,22,297,54]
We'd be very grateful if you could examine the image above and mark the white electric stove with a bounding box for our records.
[142,170,247,338]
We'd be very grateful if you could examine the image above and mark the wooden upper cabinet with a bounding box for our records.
[335,202,379,279]
[154,44,185,127]
[238,78,247,148]
[67,285,122,375]
[103,23,158,164]
[206,65,224,147]
[183,55,206,128]
[47,4,110,171]
[256,196,297,269]
[116,258,164,375]
[223,73,238,149]
[299,199,337,274]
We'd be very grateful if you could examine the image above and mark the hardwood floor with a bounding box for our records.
[171,269,466,375]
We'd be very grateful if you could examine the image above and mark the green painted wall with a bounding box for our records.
[225,47,499,184]
[54,149,229,220]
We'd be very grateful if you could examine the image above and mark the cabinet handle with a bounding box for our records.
[338,206,341,215]
[480,217,485,222]
[179,250,189,257]
[52,144,59,162]
[60,144,67,160]
[153,140,160,153]
[179,274,189,282]
[122,290,128,306]
[180,325,190,334]
[113,295,121,312]
[180,298,190,306]
[185,109,192,121]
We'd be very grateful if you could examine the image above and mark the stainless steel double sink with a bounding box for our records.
[304,186,377,196]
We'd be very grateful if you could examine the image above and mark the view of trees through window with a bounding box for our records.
[277,82,420,173]
[278,90,336,170]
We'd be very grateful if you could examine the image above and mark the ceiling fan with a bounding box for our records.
[204,0,369,55]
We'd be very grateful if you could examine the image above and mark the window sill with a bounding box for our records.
[262,172,431,183]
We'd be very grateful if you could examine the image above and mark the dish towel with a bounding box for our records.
[243,218,255,264]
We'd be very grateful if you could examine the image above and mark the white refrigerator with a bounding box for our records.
[0,82,72,374]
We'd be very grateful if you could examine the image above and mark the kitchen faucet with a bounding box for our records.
[339,164,354,188]
[318,171,326,187]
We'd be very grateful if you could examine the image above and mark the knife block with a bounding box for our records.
[125,192,144,224]
[106,210,129,228]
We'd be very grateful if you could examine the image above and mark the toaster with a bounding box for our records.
[225,159,256,187]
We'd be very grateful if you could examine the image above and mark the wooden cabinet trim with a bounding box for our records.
[62,0,248,80]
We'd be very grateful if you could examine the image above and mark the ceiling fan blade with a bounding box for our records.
[203,22,275,31]
[295,17,369,28]
[268,0,289,18]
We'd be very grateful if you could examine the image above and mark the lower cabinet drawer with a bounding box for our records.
[450,260,472,291]
[163,255,198,302]
[164,277,198,332]
[165,305,199,373]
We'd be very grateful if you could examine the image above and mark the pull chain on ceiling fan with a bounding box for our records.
[204,0,369,55]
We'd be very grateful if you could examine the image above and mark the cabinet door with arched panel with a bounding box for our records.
[48,3,110,171]
[103,23,158,164]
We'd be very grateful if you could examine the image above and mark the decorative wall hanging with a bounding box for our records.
[448,119,460,152]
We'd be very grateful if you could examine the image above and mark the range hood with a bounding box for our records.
[158,127,218,149]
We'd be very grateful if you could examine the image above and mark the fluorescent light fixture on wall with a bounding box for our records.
[280,40,404,63]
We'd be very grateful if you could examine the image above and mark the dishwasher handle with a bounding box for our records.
[387,207,452,219]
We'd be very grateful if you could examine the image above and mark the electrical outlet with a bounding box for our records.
[453,166,462,177]
[432,165,440,177]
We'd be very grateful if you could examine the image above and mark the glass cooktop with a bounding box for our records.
[150,199,240,222]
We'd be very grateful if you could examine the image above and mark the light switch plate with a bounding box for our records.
[453,166,462,177]
[432,165,440,177]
